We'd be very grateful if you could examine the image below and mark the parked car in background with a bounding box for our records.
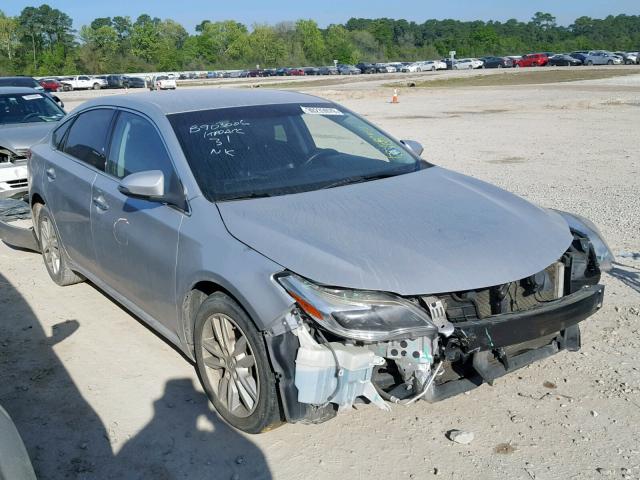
[60,75,104,90]
[453,58,484,69]
[93,76,108,88]
[506,56,522,66]
[39,78,64,92]
[302,67,320,76]
[548,54,582,66]
[318,66,338,75]
[355,63,376,74]
[27,89,611,434]
[480,56,514,68]
[263,69,277,77]
[126,77,146,88]
[0,87,65,199]
[375,63,396,73]
[0,76,44,92]
[247,69,266,78]
[582,51,622,66]
[515,53,549,67]
[104,75,130,88]
[288,68,305,76]
[0,77,65,108]
[388,62,405,72]
[275,67,290,76]
[337,64,361,75]
[149,75,177,90]
[613,51,638,64]
[569,52,588,64]
[421,60,447,71]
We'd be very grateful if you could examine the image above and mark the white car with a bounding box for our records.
[401,62,423,73]
[453,58,484,70]
[401,61,446,72]
[583,51,623,66]
[60,75,105,90]
[375,63,396,73]
[422,60,447,71]
[149,75,177,91]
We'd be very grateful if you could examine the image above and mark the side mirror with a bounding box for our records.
[401,139,424,156]
[118,170,165,200]
[52,95,64,109]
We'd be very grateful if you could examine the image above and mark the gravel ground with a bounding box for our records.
[1,69,639,480]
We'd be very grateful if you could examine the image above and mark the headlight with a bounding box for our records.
[553,209,615,272]
[276,273,437,342]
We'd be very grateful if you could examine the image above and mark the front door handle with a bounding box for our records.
[92,195,109,211]
[45,168,56,180]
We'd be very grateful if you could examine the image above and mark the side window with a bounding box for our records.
[52,118,74,150]
[106,111,180,192]
[63,109,114,171]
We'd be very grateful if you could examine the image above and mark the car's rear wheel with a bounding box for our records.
[587,60,593,66]
[92,83,100,90]
[607,60,613,65]
[194,292,282,434]
[35,204,83,287]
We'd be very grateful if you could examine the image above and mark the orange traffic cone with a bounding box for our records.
[392,89,399,103]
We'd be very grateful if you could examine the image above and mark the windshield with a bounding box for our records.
[169,103,425,201]
[0,92,65,125]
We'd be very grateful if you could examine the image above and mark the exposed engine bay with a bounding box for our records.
[270,231,605,423]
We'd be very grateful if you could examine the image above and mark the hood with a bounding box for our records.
[0,123,55,152]
[218,167,573,296]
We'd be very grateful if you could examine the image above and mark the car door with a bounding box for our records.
[91,110,185,330]
[44,108,115,273]
[78,76,91,88]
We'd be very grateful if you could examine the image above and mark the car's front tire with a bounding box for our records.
[35,204,83,287]
[194,292,282,434]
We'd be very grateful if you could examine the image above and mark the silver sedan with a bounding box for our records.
[26,89,611,433]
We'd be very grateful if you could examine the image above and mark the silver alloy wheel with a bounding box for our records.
[201,313,259,418]
[40,217,60,275]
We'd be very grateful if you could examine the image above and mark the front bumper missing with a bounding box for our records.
[424,284,604,402]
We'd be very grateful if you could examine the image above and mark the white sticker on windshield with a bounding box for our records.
[301,106,343,116]
[22,94,42,100]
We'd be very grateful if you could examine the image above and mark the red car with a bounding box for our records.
[515,53,549,68]
[39,78,64,92]
[288,68,305,76]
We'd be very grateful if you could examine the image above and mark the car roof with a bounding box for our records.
[79,88,331,115]
[0,86,41,94]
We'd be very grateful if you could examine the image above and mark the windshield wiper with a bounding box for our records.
[218,191,274,201]
[320,170,410,190]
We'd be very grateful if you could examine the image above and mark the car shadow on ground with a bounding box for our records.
[0,271,271,479]
[608,262,640,294]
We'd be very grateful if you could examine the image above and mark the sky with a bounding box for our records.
[4,0,640,31]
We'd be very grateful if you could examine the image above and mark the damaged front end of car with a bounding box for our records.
[265,226,609,424]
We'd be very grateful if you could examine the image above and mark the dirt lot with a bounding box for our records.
[1,68,640,480]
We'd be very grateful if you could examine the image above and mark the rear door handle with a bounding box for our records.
[92,195,109,211]
[46,168,56,180]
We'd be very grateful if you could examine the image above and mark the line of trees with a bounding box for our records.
[1,5,640,76]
